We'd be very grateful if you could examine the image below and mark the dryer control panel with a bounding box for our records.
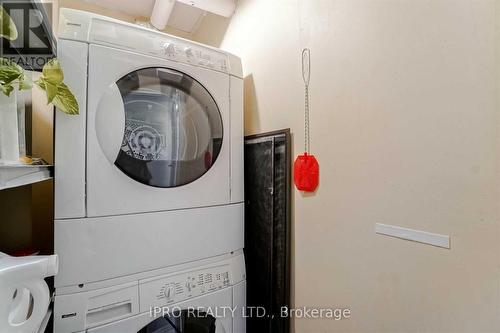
[154,38,229,72]
[83,16,229,73]
[138,265,232,312]
[90,18,230,72]
[58,8,242,77]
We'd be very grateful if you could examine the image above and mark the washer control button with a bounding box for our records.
[162,43,175,57]
[164,286,175,300]
[184,47,194,59]
[223,272,230,285]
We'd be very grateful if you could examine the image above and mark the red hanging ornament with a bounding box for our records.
[294,48,319,192]
[294,152,319,192]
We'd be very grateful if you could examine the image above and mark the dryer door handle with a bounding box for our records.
[95,83,125,163]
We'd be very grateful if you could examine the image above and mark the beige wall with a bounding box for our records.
[221,0,500,332]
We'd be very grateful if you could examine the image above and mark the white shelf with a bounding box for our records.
[0,163,53,190]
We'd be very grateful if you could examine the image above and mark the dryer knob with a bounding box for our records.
[185,47,194,59]
[163,43,175,56]
[164,286,175,300]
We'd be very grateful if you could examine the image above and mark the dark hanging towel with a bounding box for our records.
[244,129,291,333]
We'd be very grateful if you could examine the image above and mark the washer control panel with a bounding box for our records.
[138,265,231,311]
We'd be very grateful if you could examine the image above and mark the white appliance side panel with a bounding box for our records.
[87,288,233,333]
[87,44,231,217]
[54,203,244,288]
[228,53,243,78]
[230,76,244,204]
[233,280,246,333]
[55,39,88,219]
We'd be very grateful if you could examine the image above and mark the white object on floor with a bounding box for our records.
[375,223,450,249]
[0,252,58,333]
[37,309,51,333]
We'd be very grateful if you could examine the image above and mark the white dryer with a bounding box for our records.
[56,8,243,218]
[53,8,244,298]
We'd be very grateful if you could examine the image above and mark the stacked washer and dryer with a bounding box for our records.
[53,8,245,333]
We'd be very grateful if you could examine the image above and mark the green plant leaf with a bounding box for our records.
[50,83,79,115]
[0,5,18,41]
[42,79,57,103]
[36,59,79,115]
[0,58,22,83]
[42,58,64,85]
[36,79,79,115]
[0,58,23,96]
[18,72,32,91]
[0,82,13,96]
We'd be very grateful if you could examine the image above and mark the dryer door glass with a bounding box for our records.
[137,309,226,333]
[110,67,223,188]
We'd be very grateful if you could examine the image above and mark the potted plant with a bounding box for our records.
[0,5,78,164]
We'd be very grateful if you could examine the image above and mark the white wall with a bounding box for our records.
[221,0,500,332]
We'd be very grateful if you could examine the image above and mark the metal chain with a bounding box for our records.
[304,84,310,153]
[302,48,311,153]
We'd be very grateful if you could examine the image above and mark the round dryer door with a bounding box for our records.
[137,309,226,333]
[96,67,223,188]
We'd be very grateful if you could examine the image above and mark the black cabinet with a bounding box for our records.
[244,129,291,333]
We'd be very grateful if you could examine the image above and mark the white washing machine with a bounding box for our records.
[54,251,246,333]
[53,7,245,329]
